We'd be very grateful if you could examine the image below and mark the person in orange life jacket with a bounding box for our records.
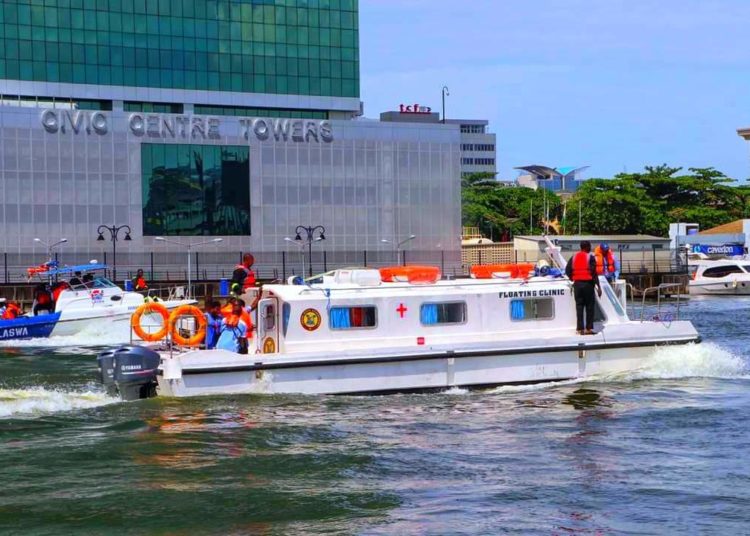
[231,254,256,296]
[32,283,53,316]
[565,241,602,335]
[132,269,149,292]
[594,243,619,284]
[51,281,70,302]
[221,297,253,333]
[217,299,249,354]
[204,300,223,350]
[1,301,22,320]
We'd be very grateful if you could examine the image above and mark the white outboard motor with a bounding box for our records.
[97,345,160,401]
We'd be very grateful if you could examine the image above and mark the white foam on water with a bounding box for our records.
[0,387,118,419]
[0,320,132,348]
[624,342,749,381]
[487,377,587,395]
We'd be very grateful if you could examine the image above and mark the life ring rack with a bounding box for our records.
[131,302,170,342]
[168,305,207,347]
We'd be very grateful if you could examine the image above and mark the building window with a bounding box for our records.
[329,306,378,329]
[125,101,183,114]
[460,125,486,134]
[462,158,474,165]
[194,105,328,119]
[141,144,250,236]
[473,158,495,166]
[0,95,111,110]
[510,298,555,321]
[420,302,467,325]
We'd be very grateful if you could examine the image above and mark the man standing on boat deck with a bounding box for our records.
[565,241,602,335]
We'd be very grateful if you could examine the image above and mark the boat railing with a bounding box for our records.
[626,283,683,322]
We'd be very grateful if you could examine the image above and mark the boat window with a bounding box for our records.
[282,303,291,337]
[742,266,750,273]
[420,302,466,325]
[329,306,377,329]
[91,277,117,289]
[263,303,276,332]
[510,298,554,321]
[702,266,743,278]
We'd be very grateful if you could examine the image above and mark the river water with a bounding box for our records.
[1,297,749,535]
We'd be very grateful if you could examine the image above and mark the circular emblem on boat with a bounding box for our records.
[263,337,276,353]
[300,308,322,331]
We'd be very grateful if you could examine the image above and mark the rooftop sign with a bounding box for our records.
[399,103,432,114]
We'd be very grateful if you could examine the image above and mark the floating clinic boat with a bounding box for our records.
[0,264,193,342]
[688,258,750,295]
[99,255,701,400]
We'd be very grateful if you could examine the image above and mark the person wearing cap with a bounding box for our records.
[565,241,602,335]
[594,243,618,283]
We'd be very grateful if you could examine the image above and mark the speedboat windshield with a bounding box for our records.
[90,277,118,288]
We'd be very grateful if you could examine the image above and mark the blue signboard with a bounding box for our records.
[691,244,745,256]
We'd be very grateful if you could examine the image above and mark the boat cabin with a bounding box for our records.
[249,268,630,356]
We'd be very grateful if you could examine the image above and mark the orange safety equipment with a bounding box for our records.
[379,266,441,284]
[221,304,253,331]
[470,263,535,279]
[594,247,616,275]
[52,282,70,302]
[134,277,148,291]
[233,264,257,292]
[169,305,207,346]
[570,251,594,281]
[1,302,22,320]
[131,302,170,341]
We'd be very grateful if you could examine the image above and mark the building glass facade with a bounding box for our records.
[0,0,359,98]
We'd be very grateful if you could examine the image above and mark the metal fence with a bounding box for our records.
[1,249,463,285]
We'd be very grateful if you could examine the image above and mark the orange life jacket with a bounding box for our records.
[52,283,70,302]
[234,265,256,291]
[571,251,593,281]
[36,290,51,305]
[2,303,21,319]
[134,276,148,290]
[594,247,616,275]
[221,304,253,331]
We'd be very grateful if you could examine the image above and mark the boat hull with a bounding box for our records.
[156,328,700,397]
[0,313,62,341]
[689,280,750,295]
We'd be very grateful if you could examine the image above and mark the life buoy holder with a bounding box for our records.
[169,305,207,346]
[131,302,170,342]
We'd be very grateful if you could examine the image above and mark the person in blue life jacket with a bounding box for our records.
[216,299,249,354]
[204,300,223,350]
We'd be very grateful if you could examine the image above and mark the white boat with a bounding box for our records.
[0,263,194,342]
[688,258,750,295]
[99,249,700,400]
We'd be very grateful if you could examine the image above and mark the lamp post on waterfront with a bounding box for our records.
[294,225,326,277]
[381,234,416,265]
[284,237,306,278]
[154,236,223,299]
[441,86,450,123]
[34,237,67,260]
[96,225,131,282]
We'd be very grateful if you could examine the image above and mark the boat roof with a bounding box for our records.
[42,263,108,277]
[265,276,570,302]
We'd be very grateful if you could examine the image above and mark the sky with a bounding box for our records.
[359,0,750,181]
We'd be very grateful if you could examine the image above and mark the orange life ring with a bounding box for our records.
[131,302,170,341]
[169,305,207,346]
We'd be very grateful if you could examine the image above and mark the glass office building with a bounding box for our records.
[0,0,461,276]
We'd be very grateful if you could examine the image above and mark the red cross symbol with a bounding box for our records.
[396,303,408,318]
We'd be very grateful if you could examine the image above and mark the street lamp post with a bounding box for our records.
[34,237,67,260]
[284,237,307,277]
[441,86,450,123]
[381,234,416,265]
[154,236,223,299]
[96,224,131,282]
[294,225,326,277]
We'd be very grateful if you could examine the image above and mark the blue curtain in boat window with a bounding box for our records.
[330,307,352,329]
[510,300,526,321]
[421,304,439,325]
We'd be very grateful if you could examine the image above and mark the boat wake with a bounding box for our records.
[0,387,117,419]
[0,321,132,349]
[625,341,749,381]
